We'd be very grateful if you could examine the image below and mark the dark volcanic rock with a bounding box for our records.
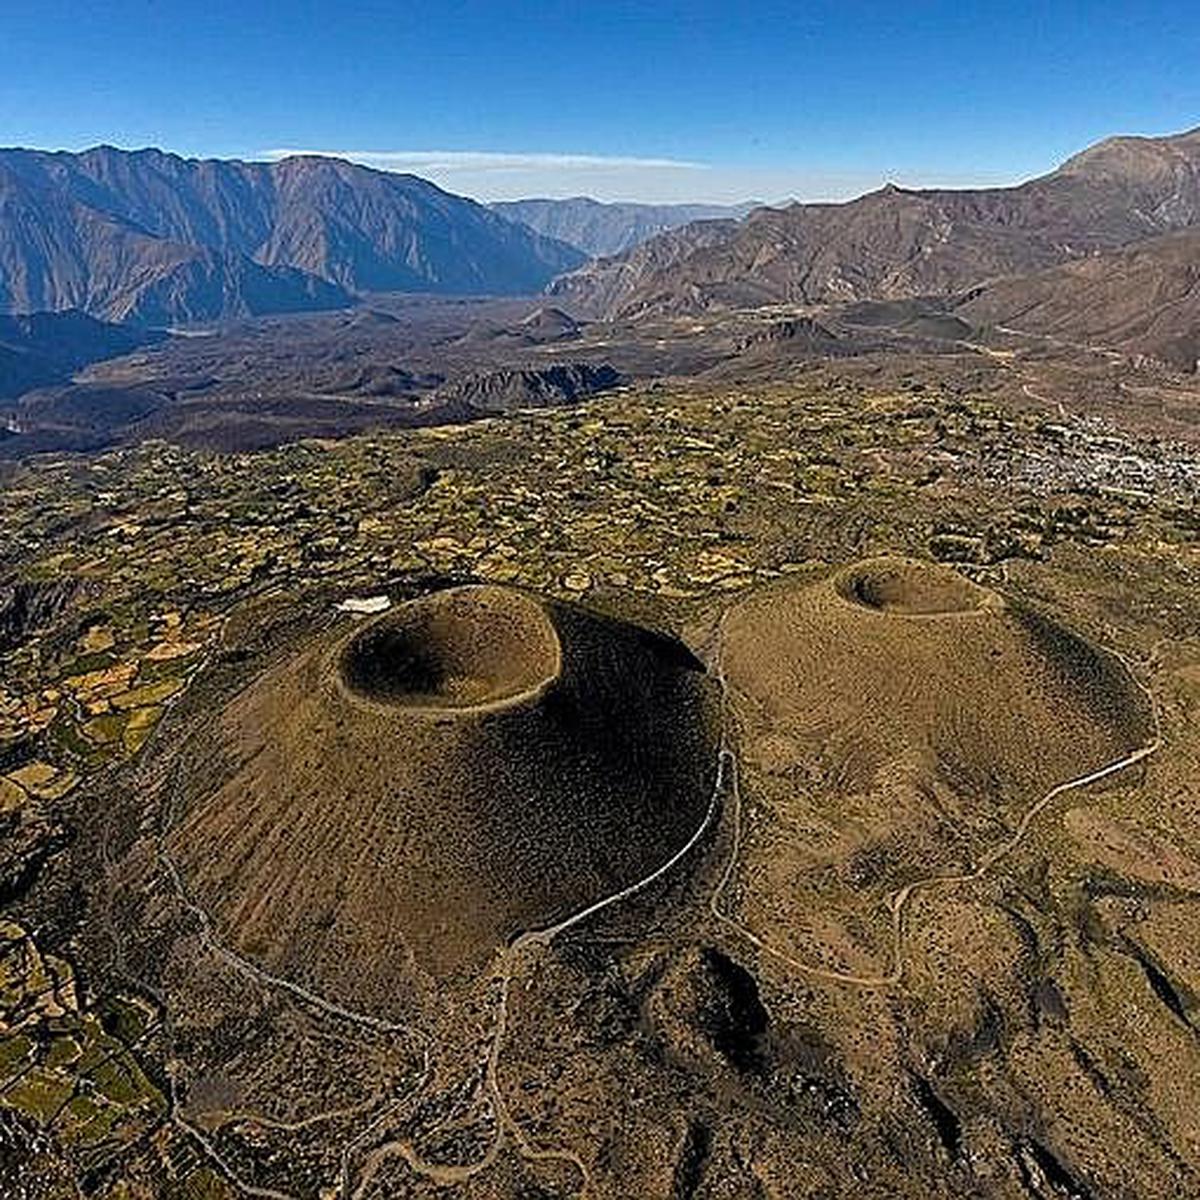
[0,310,164,399]
[738,316,845,353]
[436,362,622,412]
[13,383,169,435]
[515,305,582,342]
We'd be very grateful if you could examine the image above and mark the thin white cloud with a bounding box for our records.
[261,148,707,173]
[255,146,1023,204]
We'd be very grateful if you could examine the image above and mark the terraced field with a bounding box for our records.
[1,372,1198,1197]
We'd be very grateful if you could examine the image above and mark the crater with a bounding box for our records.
[168,584,719,996]
[338,585,561,712]
[721,561,1150,945]
[835,558,989,616]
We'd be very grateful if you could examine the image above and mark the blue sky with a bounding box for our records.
[3,1,1198,203]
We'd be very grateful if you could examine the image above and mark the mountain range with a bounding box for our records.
[2,129,1199,377]
[0,147,585,325]
[957,227,1200,372]
[488,197,760,257]
[552,127,1200,323]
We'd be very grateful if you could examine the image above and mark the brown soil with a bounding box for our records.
[167,585,719,1002]
[337,586,561,711]
[835,558,990,615]
[720,558,1152,974]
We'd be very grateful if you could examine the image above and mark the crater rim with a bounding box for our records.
[334,584,563,716]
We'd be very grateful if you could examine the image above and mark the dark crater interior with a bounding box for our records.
[338,586,561,709]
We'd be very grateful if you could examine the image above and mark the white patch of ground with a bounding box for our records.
[336,595,392,615]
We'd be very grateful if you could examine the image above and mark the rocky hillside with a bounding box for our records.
[959,228,1200,372]
[435,362,622,412]
[491,196,758,256]
[0,147,585,324]
[553,127,1200,319]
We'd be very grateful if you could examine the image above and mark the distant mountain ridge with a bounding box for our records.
[0,146,586,324]
[489,196,760,257]
[552,126,1200,319]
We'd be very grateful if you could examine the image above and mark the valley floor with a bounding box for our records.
[2,367,1199,1198]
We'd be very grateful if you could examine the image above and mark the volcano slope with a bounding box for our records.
[166,585,719,1006]
[719,558,1153,980]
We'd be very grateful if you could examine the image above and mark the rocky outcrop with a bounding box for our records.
[436,362,622,412]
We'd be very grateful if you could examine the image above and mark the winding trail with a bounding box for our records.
[994,324,1127,363]
[709,618,1163,989]
[323,601,1167,1192]
[147,594,728,1198]
[159,833,423,1039]
[124,596,431,1200]
[357,734,731,1196]
[954,323,1110,417]
[144,583,1165,1195]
